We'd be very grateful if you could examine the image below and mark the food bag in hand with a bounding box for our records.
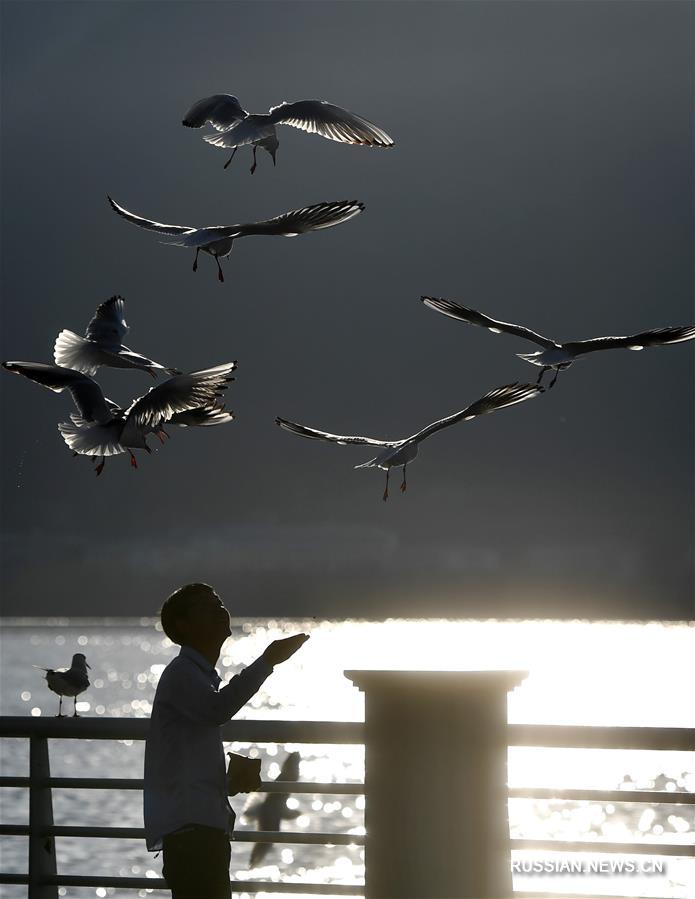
[227,752,262,795]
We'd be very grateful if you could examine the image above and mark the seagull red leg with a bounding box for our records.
[95,457,105,477]
[250,146,257,175]
[129,451,138,469]
[382,469,390,502]
[73,696,79,717]
[216,256,225,283]
[192,248,199,273]
[400,465,407,493]
[224,147,238,170]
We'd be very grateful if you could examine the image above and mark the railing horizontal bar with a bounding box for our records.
[509,724,695,751]
[513,894,671,899]
[0,776,364,794]
[509,788,695,804]
[2,718,694,750]
[234,831,365,846]
[0,825,365,845]
[261,782,363,795]
[511,838,695,856]
[5,779,692,805]
[0,875,677,898]
[48,875,364,894]
[232,884,363,896]
[0,717,364,743]
[7,779,692,805]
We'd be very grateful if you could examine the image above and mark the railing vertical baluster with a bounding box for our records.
[28,736,58,899]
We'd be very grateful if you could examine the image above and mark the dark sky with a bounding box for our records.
[1,1,693,619]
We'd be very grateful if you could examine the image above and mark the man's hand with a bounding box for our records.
[263,633,310,667]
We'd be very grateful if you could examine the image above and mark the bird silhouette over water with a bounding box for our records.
[244,752,301,867]
[108,197,365,282]
[2,361,236,474]
[182,95,394,173]
[34,653,90,717]
[422,296,695,388]
[277,382,543,500]
[54,295,179,378]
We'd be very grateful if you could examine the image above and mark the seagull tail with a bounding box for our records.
[516,352,544,366]
[57,419,125,458]
[54,330,101,375]
[354,457,379,470]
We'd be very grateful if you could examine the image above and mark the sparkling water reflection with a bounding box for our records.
[0,617,693,898]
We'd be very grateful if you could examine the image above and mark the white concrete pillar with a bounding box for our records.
[345,670,526,899]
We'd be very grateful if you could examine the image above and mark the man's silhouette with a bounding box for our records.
[144,582,309,899]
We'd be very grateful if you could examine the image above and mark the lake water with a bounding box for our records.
[0,617,693,898]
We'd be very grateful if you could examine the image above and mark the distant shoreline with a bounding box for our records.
[1,616,692,627]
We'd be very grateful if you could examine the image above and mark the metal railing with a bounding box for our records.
[1,717,693,898]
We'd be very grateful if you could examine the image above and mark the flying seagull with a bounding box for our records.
[34,653,90,717]
[422,297,695,388]
[2,360,236,475]
[243,752,301,867]
[182,95,394,173]
[108,197,365,283]
[54,295,179,378]
[277,383,543,501]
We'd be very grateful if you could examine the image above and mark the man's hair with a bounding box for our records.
[160,583,215,645]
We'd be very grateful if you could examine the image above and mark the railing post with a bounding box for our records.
[345,670,526,899]
[29,736,58,899]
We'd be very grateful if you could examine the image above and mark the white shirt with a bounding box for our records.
[144,645,273,850]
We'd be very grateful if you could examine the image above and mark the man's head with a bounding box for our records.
[160,583,231,648]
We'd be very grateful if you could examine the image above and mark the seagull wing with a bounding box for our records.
[205,201,365,240]
[407,382,543,444]
[268,100,394,147]
[85,295,129,344]
[2,361,115,423]
[276,417,398,447]
[421,297,557,348]
[107,196,193,235]
[124,362,237,429]
[564,326,695,356]
[169,403,235,427]
[182,94,248,130]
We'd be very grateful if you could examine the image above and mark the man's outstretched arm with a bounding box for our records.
[166,634,309,726]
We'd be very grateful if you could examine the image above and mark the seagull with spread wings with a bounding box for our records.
[108,197,365,283]
[422,297,695,388]
[2,360,236,475]
[182,95,394,173]
[277,383,542,501]
[54,295,179,378]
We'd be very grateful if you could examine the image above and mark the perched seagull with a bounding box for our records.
[422,297,695,388]
[243,752,301,867]
[277,383,542,501]
[108,197,365,283]
[54,295,179,378]
[34,653,90,717]
[2,360,236,475]
[182,95,394,173]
